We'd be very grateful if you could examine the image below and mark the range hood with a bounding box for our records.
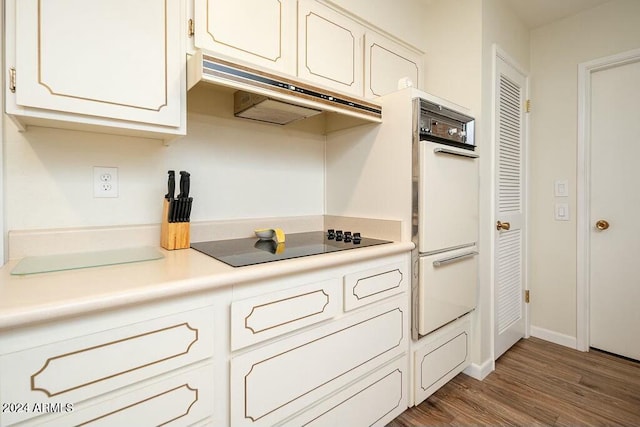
[187,51,382,126]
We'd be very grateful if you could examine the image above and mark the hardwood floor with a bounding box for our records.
[388,337,640,426]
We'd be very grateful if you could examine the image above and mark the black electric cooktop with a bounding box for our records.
[190,231,391,267]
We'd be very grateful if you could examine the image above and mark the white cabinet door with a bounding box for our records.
[8,0,184,133]
[281,356,408,427]
[364,32,422,99]
[413,315,470,405]
[194,0,296,75]
[297,0,364,96]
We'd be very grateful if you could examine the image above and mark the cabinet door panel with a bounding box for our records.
[14,0,182,127]
[34,364,214,427]
[365,32,422,99]
[298,0,363,96]
[413,315,470,405]
[194,0,295,74]
[230,297,406,427]
[281,356,408,427]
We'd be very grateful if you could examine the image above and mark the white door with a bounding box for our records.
[589,58,640,361]
[494,53,528,360]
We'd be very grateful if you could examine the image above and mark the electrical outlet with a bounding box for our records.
[94,167,118,198]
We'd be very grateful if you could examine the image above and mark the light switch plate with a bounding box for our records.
[555,203,569,221]
[554,179,569,197]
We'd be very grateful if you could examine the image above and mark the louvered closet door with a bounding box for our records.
[494,54,528,360]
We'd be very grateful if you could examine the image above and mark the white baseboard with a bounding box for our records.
[463,357,494,380]
[530,325,577,349]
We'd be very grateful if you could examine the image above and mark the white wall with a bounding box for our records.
[529,0,640,339]
[4,85,325,232]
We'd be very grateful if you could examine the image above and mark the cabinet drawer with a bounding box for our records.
[231,278,342,351]
[0,307,214,425]
[413,314,470,405]
[230,297,407,427]
[343,262,407,311]
[280,356,408,427]
[29,363,214,427]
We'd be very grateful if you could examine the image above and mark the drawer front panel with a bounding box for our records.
[281,356,408,427]
[0,307,214,425]
[33,364,214,427]
[418,248,477,335]
[344,262,407,311]
[413,315,470,405]
[231,279,341,351]
[231,298,406,427]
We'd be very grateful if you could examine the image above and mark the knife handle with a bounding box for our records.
[179,171,190,198]
[165,170,175,200]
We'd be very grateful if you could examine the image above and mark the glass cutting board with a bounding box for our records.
[11,247,164,275]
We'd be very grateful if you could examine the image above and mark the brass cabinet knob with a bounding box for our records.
[595,219,610,230]
[496,221,511,231]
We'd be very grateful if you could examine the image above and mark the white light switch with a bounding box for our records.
[555,203,569,221]
[554,180,569,197]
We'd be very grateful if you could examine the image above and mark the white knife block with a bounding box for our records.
[160,198,190,250]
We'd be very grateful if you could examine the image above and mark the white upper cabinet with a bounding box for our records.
[193,0,296,75]
[5,0,186,139]
[364,32,423,99]
[297,0,364,96]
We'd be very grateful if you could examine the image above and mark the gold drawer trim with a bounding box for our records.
[79,384,198,426]
[245,289,330,334]
[31,323,198,397]
[352,269,403,301]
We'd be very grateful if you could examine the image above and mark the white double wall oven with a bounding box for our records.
[411,97,479,340]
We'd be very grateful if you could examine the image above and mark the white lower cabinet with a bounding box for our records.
[0,297,217,426]
[412,314,471,405]
[230,252,411,427]
[0,252,413,427]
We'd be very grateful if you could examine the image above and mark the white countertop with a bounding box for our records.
[0,242,413,331]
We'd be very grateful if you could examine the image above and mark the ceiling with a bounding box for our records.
[504,0,612,29]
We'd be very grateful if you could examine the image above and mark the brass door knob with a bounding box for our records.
[595,219,610,230]
[496,221,511,231]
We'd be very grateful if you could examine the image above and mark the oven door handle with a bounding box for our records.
[434,147,479,159]
[433,251,478,267]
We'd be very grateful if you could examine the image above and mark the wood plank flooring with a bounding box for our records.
[387,337,640,426]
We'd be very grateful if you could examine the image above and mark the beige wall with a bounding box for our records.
[529,0,640,339]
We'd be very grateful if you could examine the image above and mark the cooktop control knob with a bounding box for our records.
[327,229,335,239]
[344,231,352,242]
[353,232,361,244]
[335,230,343,241]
